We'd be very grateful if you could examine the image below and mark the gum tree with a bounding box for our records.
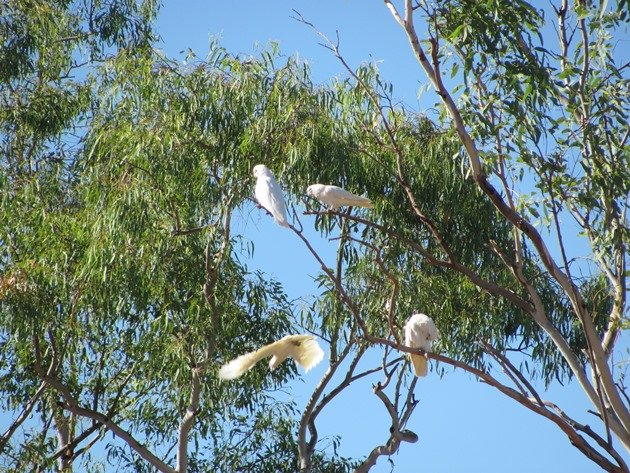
[1,0,628,471]
[0,3,348,471]
[346,0,628,469]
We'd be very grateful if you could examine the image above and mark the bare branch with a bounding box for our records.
[177,366,202,473]
[482,342,544,407]
[32,344,175,473]
[313,355,405,424]
[541,399,629,471]
[369,335,627,472]
[382,1,630,442]
[298,339,358,472]
[0,381,48,453]
[354,370,419,473]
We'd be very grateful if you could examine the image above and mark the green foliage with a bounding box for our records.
[0,2,329,470]
[1,0,627,469]
[436,0,629,251]
[414,0,629,378]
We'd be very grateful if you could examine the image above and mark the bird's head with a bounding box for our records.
[253,164,270,178]
[306,184,323,198]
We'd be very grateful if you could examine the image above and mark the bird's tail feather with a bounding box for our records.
[295,338,325,372]
[356,196,374,209]
[276,216,289,227]
[409,354,428,377]
[343,196,373,208]
[218,353,259,380]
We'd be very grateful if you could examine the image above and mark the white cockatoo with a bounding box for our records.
[403,313,439,377]
[253,164,289,227]
[218,334,324,380]
[306,184,374,210]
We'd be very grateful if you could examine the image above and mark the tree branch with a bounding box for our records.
[370,335,627,472]
[176,366,202,473]
[298,339,358,472]
[0,381,48,453]
[47,365,135,466]
[383,0,630,444]
[32,340,175,473]
[52,405,72,471]
[482,342,544,407]
[541,399,628,471]
[49,423,102,465]
[354,369,418,473]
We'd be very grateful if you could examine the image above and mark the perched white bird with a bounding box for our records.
[253,164,289,227]
[218,334,324,380]
[306,184,374,210]
[403,313,439,377]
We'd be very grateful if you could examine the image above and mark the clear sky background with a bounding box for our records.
[154,2,628,472]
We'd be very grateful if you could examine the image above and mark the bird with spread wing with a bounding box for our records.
[218,334,325,380]
[403,313,439,377]
[306,184,373,210]
[253,164,289,227]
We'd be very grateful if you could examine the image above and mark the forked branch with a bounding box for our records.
[380,0,630,444]
[354,367,419,473]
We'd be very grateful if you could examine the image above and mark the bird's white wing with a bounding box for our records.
[256,176,289,227]
[284,335,325,372]
[404,315,422,347]
[218,335,324,380]
[218,342,278,380]
[404,313,439,349]
[403,322,430,377]
[403,313,439,377]
[324,186,374,209]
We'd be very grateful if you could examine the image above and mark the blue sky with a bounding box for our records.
[155,2,628,472]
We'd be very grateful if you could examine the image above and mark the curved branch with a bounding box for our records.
[541,399,629,471]
[0,381,48,453]
[47,366,134,466]
[383,0,630,443]
[354,373,418,473]
[298,339,358,472]
[53,397,175,473]
[32,338,175,473]
[370,335,627,473]
[177,367,202,473]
